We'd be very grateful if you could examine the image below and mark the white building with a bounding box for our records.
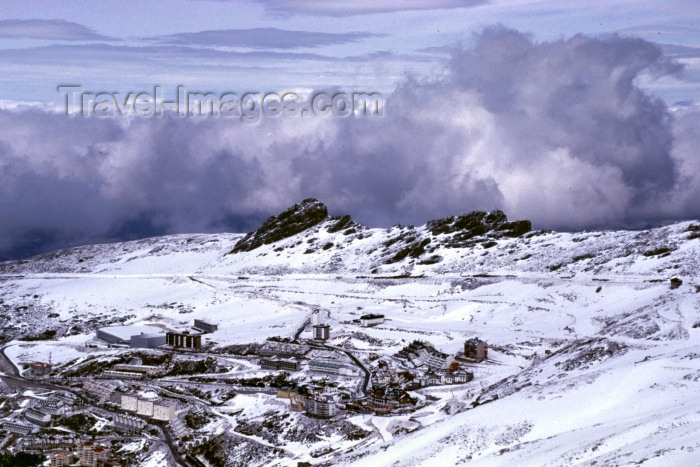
[100,370,144,380]
[121,393,139,412]
[137,398,155,417]
[360,313,385,327]
[452,368,473,383]
[121,393,176,422]
[305,396,336,418]
[114,413,146,432]
[418,347,448,370]
[153,401,176,421]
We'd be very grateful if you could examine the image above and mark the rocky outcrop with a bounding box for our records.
[229,200,531,261]
[229,199,328,253]
[326,215,360,235]
[427,210,531,248]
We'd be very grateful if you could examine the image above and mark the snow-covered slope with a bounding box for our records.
[0,199,698,466]
[2,199,697,279]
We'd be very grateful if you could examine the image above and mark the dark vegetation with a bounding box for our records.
[0,452,46,467]
[21,329,57,341]
[193,372,299,390]
[167,358,222,376]
[57,413,93,432]
[185,412,212,430]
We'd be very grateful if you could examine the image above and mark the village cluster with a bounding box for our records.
[0,311,489,465]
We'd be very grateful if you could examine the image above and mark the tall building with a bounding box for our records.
[137,398,155,417]
[50,451,71,467]
[304,396,336,418]
[121,393,139,412]
[166,331,202,349]
[153,401,176,421]
[464,338,488,362]
[120,394,176,423]
[78,441,107,467]
[313,324,330,341]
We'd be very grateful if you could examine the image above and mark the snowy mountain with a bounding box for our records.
[0,199,698,466]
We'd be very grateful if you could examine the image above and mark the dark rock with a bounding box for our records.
[327,215,354,233]
[426,209,531,246]
[484,210,508,226]
[384,238,432,264]
[229,199,328,253]
[573,253,595,262]
[418,255,442,265]
[497,220,532,237]
[643,247,674,257]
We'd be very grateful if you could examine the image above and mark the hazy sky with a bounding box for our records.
[1,0,698,102]
[0,1,699,260]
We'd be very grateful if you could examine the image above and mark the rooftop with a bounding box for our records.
[98,325,166,341]
[309,360,343,369]
[465,338,486,346]
[154,400,176,407]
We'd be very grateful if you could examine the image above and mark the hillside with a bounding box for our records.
[0,200,698,466]
[1,199,697,279]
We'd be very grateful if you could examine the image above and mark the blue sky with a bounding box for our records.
[1,1,698,104]
[0,1,699,261]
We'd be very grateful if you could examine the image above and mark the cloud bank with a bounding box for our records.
[0,27,698,260]
[0,19,113,41]
[153,28,382,49]
[265,0,488,16]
